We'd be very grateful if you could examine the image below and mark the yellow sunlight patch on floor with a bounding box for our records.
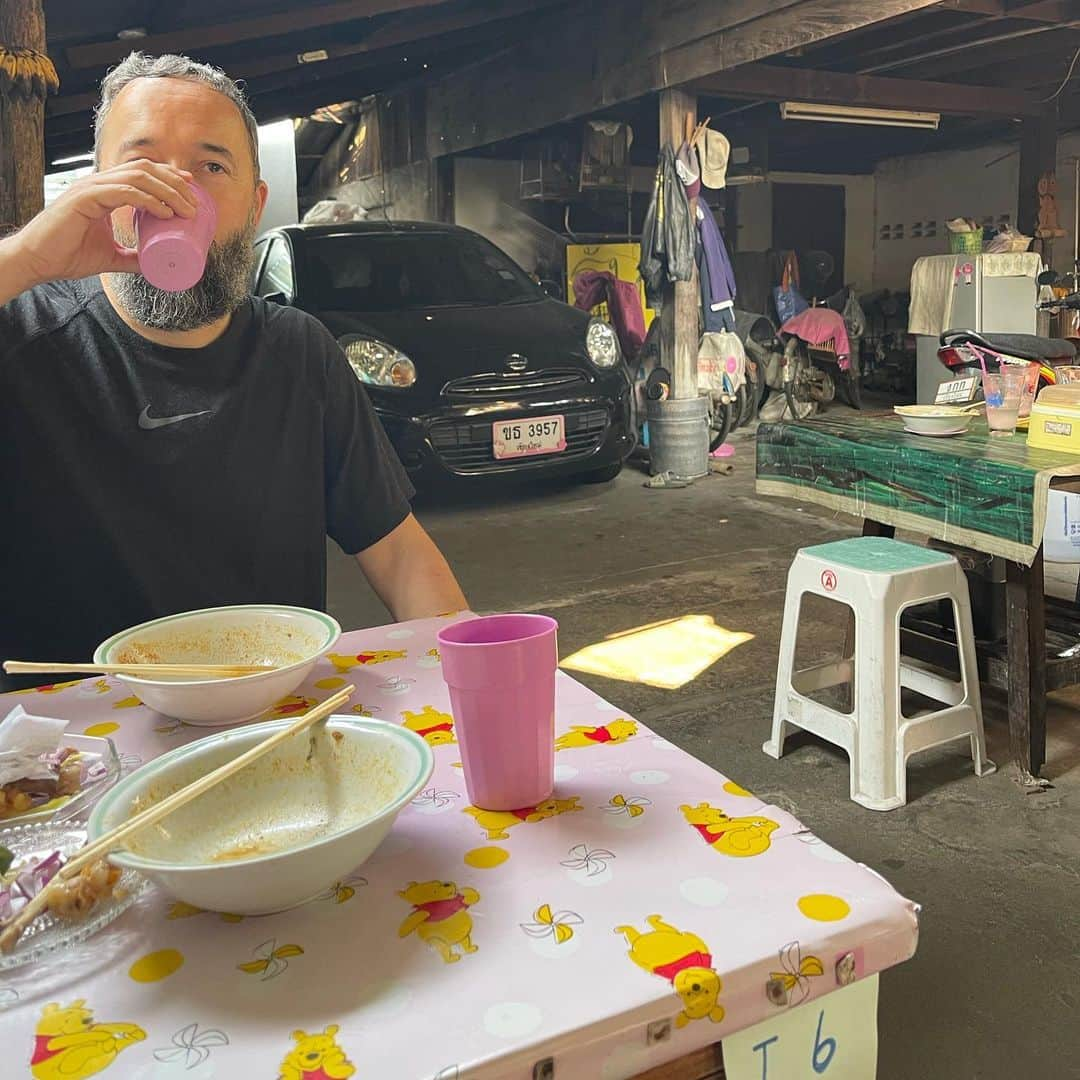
[560,615,754,690]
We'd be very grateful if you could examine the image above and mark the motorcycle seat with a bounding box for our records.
[940,329,1076,362]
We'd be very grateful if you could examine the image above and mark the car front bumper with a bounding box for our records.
[375,378,635,480]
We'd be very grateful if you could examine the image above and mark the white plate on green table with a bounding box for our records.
[894,404,978,437]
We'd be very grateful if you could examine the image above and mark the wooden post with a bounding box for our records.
[1017,106,1057,240]
[1005,553,1047,780]
[432,154,454,223]
[0,0,54,233]
[658,87,698,401]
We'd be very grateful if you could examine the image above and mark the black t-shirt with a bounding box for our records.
[0,276,414,690]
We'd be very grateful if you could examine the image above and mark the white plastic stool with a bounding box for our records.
[764,537,995,810]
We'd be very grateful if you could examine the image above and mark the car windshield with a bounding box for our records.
[303,232,542,311]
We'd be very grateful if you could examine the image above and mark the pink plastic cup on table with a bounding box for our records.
[437,614,558,811]
[1013,361,1040,418]
[134,181,217,292]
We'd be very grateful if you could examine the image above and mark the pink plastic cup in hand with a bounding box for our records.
[134,181,217,292]
[437,614,558,812]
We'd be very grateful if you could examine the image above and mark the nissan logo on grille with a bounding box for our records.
[505,354,528,372]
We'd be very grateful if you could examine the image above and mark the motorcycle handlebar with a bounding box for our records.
[1039,292,1080,311]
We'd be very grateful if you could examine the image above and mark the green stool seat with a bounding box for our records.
[802,537,953,574]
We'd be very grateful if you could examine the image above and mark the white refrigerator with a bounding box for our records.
[914,253,1041,403]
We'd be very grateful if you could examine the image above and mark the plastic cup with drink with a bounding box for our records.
[981,366,1026,436]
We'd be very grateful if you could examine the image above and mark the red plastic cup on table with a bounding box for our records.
[437,614,558,811]
[134,181,217,292]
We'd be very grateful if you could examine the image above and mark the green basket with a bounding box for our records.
[949,230,983,255]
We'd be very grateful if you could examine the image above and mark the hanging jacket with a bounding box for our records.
[697,203,736,332]
[573,269,647,361]
[639,146,695,295]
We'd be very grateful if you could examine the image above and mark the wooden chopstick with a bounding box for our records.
[0,684,354,952]
[3,661,277,679]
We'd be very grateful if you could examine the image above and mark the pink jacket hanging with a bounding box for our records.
[573,270,647,361]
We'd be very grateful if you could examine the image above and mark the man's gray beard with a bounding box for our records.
[109,217,257,332]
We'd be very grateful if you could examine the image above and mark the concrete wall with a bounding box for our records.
[452,158,568,277]
[872,133,1080,292]
[334,162,431,222]
[256,120,299,235]
[873,141,1017,292]
[734,172,876,294]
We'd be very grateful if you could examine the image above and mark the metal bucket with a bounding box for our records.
[646,395,709,479]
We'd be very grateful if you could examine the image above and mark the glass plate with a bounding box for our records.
[0,819,145,971]
[0,735,121,826]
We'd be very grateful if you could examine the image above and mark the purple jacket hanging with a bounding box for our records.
[697,204,736,332]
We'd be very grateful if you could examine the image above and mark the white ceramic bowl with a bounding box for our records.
[93,605,341,725]
[894,404,976,437]
[88,715,433,914]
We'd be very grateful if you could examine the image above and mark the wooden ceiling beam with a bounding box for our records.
[936,0,1067,17]
[692,62,1042,116]
[425,0,943,157]
[237,0,562,82]
[46,6,533,125]
[64,0,456,70]
[896,26,1080,78]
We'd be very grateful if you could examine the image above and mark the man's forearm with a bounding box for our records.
[0,235,39,307]
[384,551,467,622]
[355,514,467,622]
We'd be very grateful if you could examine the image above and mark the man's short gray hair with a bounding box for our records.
[93,52,260,178]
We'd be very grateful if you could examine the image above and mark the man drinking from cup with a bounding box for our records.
[0,53,465,689]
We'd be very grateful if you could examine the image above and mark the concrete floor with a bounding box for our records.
[327,426,1080,1080]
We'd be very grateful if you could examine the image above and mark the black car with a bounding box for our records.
[251,222,635,483]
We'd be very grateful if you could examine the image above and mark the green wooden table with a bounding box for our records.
[756,414,1080,779]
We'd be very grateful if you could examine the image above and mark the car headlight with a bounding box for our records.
[586,319,620,369]
[338,335,416,388]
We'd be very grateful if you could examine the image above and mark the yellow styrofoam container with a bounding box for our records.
[1027,394,1080,454]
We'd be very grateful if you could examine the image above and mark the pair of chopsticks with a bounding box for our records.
[3,661,277,679]
[0,684,354,952]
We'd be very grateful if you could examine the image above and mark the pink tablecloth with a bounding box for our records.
[0,615,918,1079]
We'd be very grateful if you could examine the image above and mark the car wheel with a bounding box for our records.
[579,462,623,484]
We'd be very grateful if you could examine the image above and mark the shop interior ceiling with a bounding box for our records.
[41,0,1080,181]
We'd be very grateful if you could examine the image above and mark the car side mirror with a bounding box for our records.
[1037,270,1060,288]
[263,291,291,306]
[539,278,562,299]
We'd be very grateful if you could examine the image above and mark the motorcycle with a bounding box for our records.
[938,273,1080,394]
[780,283,867,420]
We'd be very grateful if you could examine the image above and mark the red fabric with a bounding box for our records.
[573,270,646,360]
[653,951,713,984]
[691,822,728,843]
[414,894,468,922]
[32,1035,62,1065]
[415,722,454,738]
[779,308,851,371]
[584,726,614,744]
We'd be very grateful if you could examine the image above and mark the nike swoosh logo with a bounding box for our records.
[138,405,213,430]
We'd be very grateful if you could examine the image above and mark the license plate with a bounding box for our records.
[492,415,566,459]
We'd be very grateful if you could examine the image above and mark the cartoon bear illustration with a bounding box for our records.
[401,705,456,746]
[464,796,583,841]
[555,720,637,751]
[32,1000,145,1080]
[398,880,481,964]
[679,802,778,857]
[269,695,319,718]
[615,916,725,1029]
[278,1024,355,1080]
[327,649,407,673]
